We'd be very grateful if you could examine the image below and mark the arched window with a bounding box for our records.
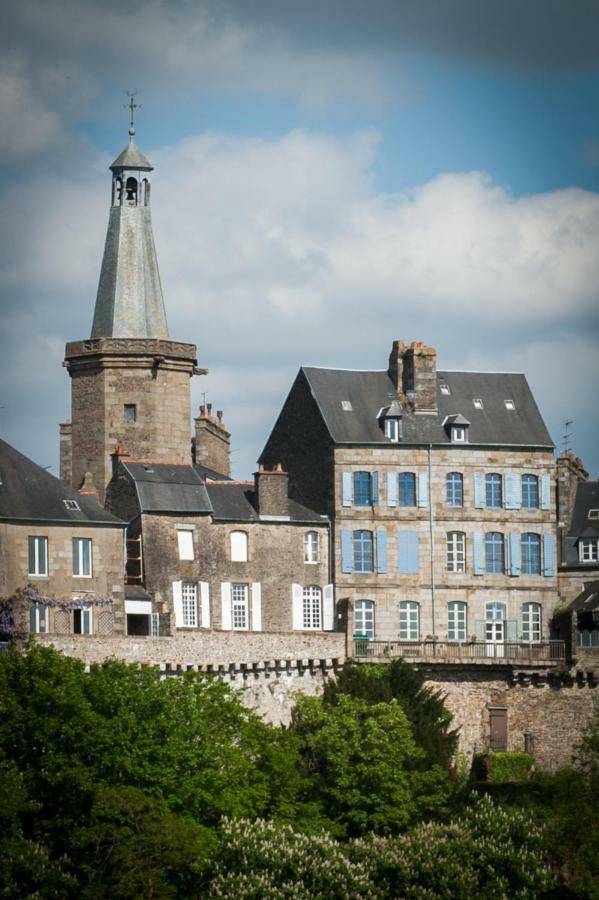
[486,473,503,508]
[446,472,463,507]
[447,531,466,572]
[302,586,322,630]
[447,601,467,642]
[230,530,248,562]
[353,471,372,506]
[485,532,505,574]
[354,599,374,639]
[522,475,539,509]
[522,602,541,642]
[399,601,419,640]
[304,531,320,564]
[521,533,541,575]
[353,530,373,572]
[398,472,416,507]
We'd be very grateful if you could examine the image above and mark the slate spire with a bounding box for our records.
[90,127,169,339]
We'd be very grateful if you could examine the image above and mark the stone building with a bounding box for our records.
[0,438,125,637]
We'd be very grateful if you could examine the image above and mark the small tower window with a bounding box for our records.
[125,177,138,203]
[124,404,137,423]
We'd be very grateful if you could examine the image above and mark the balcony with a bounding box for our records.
[352,638,566,666]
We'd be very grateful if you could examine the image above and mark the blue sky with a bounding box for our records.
[1,0,598,478]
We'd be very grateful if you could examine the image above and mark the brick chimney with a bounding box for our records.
[193,404,231,477]
[557,451,588,528]
[388,340,437,414]
[254,464,289,517]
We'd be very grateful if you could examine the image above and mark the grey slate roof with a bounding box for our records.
[193,463,232,482]
[0,439,123,526]
[122,463,213,514]
[301,367,553,447]
[567,580,599,614]
[205,483,327,523]
[110,136,153,171]
[568,482,599,539]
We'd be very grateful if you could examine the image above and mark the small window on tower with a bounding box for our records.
[124,404,137,423]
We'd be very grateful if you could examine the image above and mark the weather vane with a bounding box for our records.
[124,90,141,130]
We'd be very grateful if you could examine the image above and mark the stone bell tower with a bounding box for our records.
[60,116,203,502]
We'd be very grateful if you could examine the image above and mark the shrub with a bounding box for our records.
[478,751,534,783]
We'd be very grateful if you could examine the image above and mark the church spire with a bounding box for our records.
[90,116,169,340]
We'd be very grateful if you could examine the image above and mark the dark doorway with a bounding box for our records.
[489,708,508,751]
[127,614,150,636]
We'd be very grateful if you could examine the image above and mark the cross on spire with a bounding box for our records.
[124,90,141,131]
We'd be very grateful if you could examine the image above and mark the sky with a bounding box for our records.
[1,0,598,480]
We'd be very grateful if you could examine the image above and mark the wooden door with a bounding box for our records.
[489,708,508,751]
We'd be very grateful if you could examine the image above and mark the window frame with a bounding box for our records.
[521,474,539,510]
[353,471,372,507]
[230,530,249,562]
[485,473,503,509]
[72,537,92,577]
[354,599,375,639]
[446,472,463,507]
[485,531,505,574]
[231,583,249,630]
[384,418,400,442]
[176,528,195,561]
[451,426,467,443]
[73,605,93,635]
[353,530,374,573]
[447,601,467,642]
[398,472,417,507]
[181,581,198,627]
[304,531,320,564]
[522,602,541,643]
[124,403,137,423]
[447,531,466,573]
[302,585,322,630]
[29,602,47,634]
[28,535,48,577]
[521,532,542,575]
[579,538,599,563]
[399,600,420,641]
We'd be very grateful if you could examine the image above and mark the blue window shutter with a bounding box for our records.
[543,532,554,576]
[387,471,397,507]
[473,532,484,575]
[540,474,551,510]
[376,529,388,573]
[508,533,521,576]
[342,472,353,507]
[505,474,521,510]
[341,530,353,573]
[398,530,419,574]
[418,472,428,508]
[474,473,485,508]
[372,471,380,506]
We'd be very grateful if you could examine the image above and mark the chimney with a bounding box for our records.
[193,405,231,477]
[388,340,437,414]
[254,464,289,517]
[78,470,98,497]
[59,420,72,484]
[111,443,130,477]
[557,452,588,528]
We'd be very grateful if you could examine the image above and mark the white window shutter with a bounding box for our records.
[251,583,262,631]
[474,473,485,508]
[221,582,232,630]
[387,471,397,507]
[540,474,551,510]
[172,581,183,628]
[418,472,428,508]
[200,581,210,628]
[323,584,334,631]
[342,471,353,507]
[292,583,303,630]
[505,474,521,510]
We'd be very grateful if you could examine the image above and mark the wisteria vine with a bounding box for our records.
[21,585,114,611]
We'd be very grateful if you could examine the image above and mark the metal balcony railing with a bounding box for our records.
[352,638,566,663]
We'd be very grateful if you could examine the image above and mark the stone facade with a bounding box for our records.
[193,404,231,477]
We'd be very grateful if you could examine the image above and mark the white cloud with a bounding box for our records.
[1,128,598,478]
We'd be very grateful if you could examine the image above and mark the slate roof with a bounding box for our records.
[301,367,553,447]
[0,439,123,526]
[568,482,599,539]
[567,580,599,614]
[193,462,232,482]
[205,483,326,524]
[110,135,153,171]
[122,462,212,514]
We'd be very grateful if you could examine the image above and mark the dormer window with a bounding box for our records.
[385,418,401,442]
[452,426,467,443]
[378,399,403,442]
[504,399,515,410]
[440,384,451,395]
[588,509,599,520]
[444,413,470,444]
[473,399,484,409]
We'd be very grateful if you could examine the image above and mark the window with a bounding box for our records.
[578,629,599,648]
[579,539,599,563]
[485,473,502,508]
[440,384,451,395]
[341,400,352,411]
[230,531,248,562]
[72,538,92,577]
[398,472,416,507]
[589,509,599,520]
[181,582,198,627]
[446,472,463,507]
[353,471,372,506]
[504,399,515,410]
[473,399,484,409]
[354,599,374,639]
[399,601,419,640]
[522,602,541,642]
[522,475,539,509]
[29,603,47,634]
[521,533,541,575]
[447,531,466,573]
[485,532,505,574]
[302,586,322,629]
[448,601,467,642]
[177,528,194,560]
[385,418,400,442]
[28,536,48,576]
[73,605,92,634]
[124,403,137,423]
[486,602,506,621]
[353,530,374,573]
[451,426,467,443]
[150,612,160,637]
[304,531,320,564]
[232,583,249,630]
[63,499,80,511]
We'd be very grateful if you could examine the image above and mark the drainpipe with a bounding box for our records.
[428,444,436,637]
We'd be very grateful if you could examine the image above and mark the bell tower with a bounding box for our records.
[60,112,203,502]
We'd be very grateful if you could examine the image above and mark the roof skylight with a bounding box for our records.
[63,499,80,511]
[473,398,484,409]
[504,399,516,410]
[341,400,352,411]
[440,384,451,395]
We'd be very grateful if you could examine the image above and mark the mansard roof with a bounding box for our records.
[0,439,123,526]
[300,366,553,448]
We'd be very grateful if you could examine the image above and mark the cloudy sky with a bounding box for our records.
[1,0,598,480]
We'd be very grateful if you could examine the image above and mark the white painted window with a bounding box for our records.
[384,418,400,441]
[230,531,248,562]
[177,529,194,561]
[181,582,198,627]
[447,531,466,573]
[440,384,451,395]
[232,583,249,630]
[451,426,467,443]
[74,605,92,634]
[29,603,47,634]
[579,539,599,563]
[150,612,160,637]
[522,602,541,643]
[302,586,322,630]
[304,531,320,564]
[72,538,92,577]
[399,601,419,640]
[28,536,48,576]
[447,601,467,642]
[354,599,374,639]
